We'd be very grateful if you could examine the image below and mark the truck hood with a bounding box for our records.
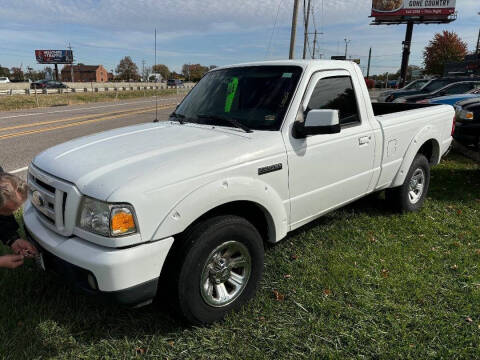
[33,122,280,200]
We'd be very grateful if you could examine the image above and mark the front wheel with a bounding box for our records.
[171,215,264,325]
[386,153,430,212]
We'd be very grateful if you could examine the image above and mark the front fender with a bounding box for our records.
[152,176,288,243]
[391,124,440,188]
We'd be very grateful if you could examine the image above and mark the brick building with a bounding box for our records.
[61,64,109,82]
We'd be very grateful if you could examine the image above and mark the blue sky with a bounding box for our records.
[0,0,478,75]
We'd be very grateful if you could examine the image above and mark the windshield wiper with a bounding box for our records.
[169,111,186,124]
[196,114,252,133]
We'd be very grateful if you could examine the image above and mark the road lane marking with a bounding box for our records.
[0,106,159,132]
[0,104,175,141]
[0,98,180,120]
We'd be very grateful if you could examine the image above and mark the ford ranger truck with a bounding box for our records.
[24,60,455,324]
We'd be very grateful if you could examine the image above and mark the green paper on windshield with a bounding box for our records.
[225,77,238,113]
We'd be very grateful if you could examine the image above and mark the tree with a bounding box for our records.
[0,65,10,78]
[181,64,209,82]
[423,31,468,76]
[141,66,151,82]
[25,66,46,81]
[152,64,170,80]
[10,67,24,81]
[115,56,140,81]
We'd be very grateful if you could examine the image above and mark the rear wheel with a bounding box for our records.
[386,153,430,212]
[167,215,264,325]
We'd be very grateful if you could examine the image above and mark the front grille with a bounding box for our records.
[27,165,82,237]
[29,173,61,225]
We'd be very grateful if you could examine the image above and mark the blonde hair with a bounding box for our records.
[0,173,28,209]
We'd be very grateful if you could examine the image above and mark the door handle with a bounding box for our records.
[359,136,371,145]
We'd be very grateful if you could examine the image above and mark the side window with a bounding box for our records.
[307,76,360,126]
[445,83,471,94]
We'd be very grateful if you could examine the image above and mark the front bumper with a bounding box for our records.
[23,203,174,306]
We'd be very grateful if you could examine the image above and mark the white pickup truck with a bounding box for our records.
[24,60,454,324]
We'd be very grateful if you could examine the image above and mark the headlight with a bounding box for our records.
[78,197,137,237]
[393,98,407,103]
[458,110,474,121]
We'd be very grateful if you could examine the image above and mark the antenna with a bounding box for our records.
[153,28,159,123]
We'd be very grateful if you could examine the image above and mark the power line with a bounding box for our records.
[265,0,283,58]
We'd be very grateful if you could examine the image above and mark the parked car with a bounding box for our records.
[423,88,480,106]
[30,80,68,89]
[0,77,10,83]
[377,78,431,102]
[453,98,480,148]
[394,81,480,103]
[24,60,454,324]
[381,77,479,102]
[167,79,185,87]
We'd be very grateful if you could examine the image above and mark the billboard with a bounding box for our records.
[371,0,456,19]
[35,50,73,64]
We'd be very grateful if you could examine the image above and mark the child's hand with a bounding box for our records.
[0,254,24,269]
[11,239,38,258]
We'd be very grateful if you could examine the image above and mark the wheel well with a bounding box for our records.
[418,139,440,165]
[182,201,275,243]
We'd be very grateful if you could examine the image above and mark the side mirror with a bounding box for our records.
[293,109,341,138]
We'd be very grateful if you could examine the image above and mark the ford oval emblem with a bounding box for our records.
[32,190,45,208]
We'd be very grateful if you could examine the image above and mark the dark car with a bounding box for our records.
[453,98,480,148]
[167,79,185,88]
[377,78,431,102]
[382,77,480,102]
[30,80,68,89]
[396,81,480,103]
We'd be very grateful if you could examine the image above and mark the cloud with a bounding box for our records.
[0,0,478,74]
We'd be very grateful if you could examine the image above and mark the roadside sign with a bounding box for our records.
[35,50,73,64]
[371,0,456,23]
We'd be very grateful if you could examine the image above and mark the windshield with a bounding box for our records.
[174,65,303,131]
[403,80,428,90]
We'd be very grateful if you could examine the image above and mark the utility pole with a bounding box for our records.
[302,0,311,59]
[289,0,300,59]
[477,12,480,55]
[312,31,324,59]
[476,29,480,55]
[366,47,372,79]
[68,42,74,83]
[154,28,158,122]
[344,38,351,59]
[399,21,414,88]
[142,59,146,82]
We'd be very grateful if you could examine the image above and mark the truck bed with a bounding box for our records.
[372,102,437,116]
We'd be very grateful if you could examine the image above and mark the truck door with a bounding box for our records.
[285,70,376,229]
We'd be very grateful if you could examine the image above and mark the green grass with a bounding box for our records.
[0,89,179,111]
[1,152,479,359]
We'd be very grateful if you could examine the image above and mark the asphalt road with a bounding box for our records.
[0,96,183,178]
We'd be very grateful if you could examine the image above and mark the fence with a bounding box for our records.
[0,83,194,96]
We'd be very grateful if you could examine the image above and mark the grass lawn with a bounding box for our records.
[1,152,479,359]
[0,89,179,111]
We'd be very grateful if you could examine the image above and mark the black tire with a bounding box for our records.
[386,153,430,213]
[166,215,264,325]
